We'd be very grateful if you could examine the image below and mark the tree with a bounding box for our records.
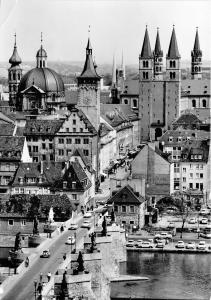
[32,216,39,235]
[58,271,68,299]
[101,216,107,236]
[77,251,84,272]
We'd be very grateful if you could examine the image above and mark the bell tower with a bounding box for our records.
[36,33,47,68]
[139,26,153,81]
[166,26,181,81]
[153,28,163,80]
[8,33,22,107]
[77,36,101,131]
[191,28,202,79]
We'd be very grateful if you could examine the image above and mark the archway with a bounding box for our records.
[155,127,162,141]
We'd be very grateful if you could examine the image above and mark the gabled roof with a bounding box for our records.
[0,111,14,124]
[24,119,64,136]
[0,123,15,136]
[173,113,202,127]
[72,148,92,171]
[20,84,45,94]
[0,136,25,161]
[12,162,63,186]
[167,27,180,59]
[140,27,152,58]
[180,140,209,163]
[77,109,97,134]
[107,185,145,205]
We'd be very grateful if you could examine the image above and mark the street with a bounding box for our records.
[2,215,96,300]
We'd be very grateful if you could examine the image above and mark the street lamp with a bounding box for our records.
[34,280,37,300]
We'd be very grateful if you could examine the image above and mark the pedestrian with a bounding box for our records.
[37,282,43,295]
[63,253,66,260]
[47,271,51,282]
[25,256,29,267]
[40,272,43,282]
[60,224,64,233]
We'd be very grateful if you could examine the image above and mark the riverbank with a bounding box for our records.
[127,247,211,254]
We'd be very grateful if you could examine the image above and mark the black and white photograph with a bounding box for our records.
[0,0,210,299]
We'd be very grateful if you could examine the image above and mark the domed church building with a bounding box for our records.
[9,36,65,113]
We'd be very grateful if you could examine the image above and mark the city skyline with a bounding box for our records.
[0,0,211,64]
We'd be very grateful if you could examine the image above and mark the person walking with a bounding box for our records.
[40,272,43,282]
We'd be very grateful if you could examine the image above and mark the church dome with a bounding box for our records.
[18,67,65,94]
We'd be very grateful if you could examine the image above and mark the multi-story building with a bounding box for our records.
[179,140,210,203]
[107,185,146,229]
[139,26,181,141]
[0,136,31,194]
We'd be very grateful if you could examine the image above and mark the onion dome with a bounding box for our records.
[18,67,64,94]
[9,34,22,66]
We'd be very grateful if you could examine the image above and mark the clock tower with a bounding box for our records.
[77,37,101,131]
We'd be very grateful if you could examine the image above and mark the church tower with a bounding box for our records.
[191,28,202,79]
[139,26,153,81]
[166,26,181,81]
[8,34,22,107]
[153,28,163,80]
[36,33,47,68]
[111,54,119,103]
[118,51,126,92]
[77,37,101,131]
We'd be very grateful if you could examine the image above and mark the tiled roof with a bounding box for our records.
[24,119,64,136]
[0,124,15,136]
[173,113,202,127]
[12,162,63,186]
[101,104,138,128]
[0,111,14,124]
[180,140,209,163]
[107,185,145,205]
[0,136,25,161]
[160,129,210,147]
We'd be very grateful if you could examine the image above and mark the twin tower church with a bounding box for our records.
[8,27,203,141]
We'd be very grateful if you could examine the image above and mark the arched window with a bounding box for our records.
[143,72,145,79]
[124,99,128,105]
[146,61,148,68]
[156,66,159,72]
[13,73,16,80]
[172,72,175,79]
[173,61,176,68]
[192,99,196,108]
[195,66,198,72]
[9,73,12,81]
[40,61,42,68]
[43,61,45,68]
[145,72,148,79]
[18,73,21,80]
[199,67,201,72]
[133,99,137,108]
[202,99,206,108]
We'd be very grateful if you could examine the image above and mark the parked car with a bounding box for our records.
[66,236,76,245]
[168,222,175,228]
[126,240,135,247]
[84,212,92,218]
[200,218,208,224]
[200,209,210,216]
[199,232,211,239]
[134,239,143,247]
[196,241,206,250]
[140,241,153,248]
[81,220,91,229]
[156,241,165,248]
[160,232,172,239]
[186,242,195,249]
[40,249,50,258]
[175,241,185,248]
[68,223,78,230]
[188,218,197,224]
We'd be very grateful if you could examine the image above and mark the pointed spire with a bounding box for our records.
[140,26,152,58]
[167,26,180,58]
[192,27,202,56]
[36,32,47,58]
[9,33,22,65]
[154,28,163,56]
[121,50,126,79]
[112,54,117,87]
[78,35,100,80]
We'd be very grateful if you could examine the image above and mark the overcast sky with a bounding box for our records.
[0,0,210,65]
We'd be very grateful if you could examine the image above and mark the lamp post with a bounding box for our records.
[74,231,77,253]
[34,280,37,300]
